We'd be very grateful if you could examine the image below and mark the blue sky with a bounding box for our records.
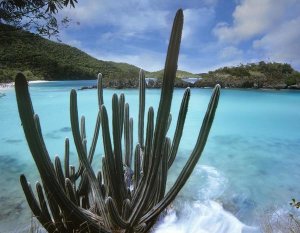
[58,0,300,73]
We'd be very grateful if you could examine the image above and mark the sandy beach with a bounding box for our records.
[28,80,50,84]
[0,82,14,90]
[0,80,50,91]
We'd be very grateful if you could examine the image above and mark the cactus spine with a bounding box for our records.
[15,9,220,233]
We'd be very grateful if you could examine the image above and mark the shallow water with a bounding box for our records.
[1,81,300,232]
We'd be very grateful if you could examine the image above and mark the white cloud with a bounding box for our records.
[87,49,165,71]
[57,0,300,73]
[253,17,300,68]
[219,46,243,59]
[62,0,169,36]
[182,7,215,42]
[213,0,296,43]
[179,53,248,73]
[210,0,300,70]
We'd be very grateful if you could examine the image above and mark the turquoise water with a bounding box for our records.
[1,81,300,232]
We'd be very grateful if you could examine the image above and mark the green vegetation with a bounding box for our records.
[0,23,140,82]
[290,198,300,209]
[199,61,300,88]
[285,72,300,86]
[15,10,220,232]
[211,61,295,78]
[0,0,77,38]
[1,23,299,89]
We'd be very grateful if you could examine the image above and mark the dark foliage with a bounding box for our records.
[0,24,140,82]
[200,62,300,89]
[213,62,295,78]
[0,0,77,38]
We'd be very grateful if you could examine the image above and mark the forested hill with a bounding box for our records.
[1,23,299,89]
[195,62,300,89]
[0,24,140,82]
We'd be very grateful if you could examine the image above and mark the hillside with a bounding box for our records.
[0,24,140,82]
[195,62,300,89]
[1,24,299,89]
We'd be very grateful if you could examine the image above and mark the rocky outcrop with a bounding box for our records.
[288,84,300,90]
[194,75,299,90]
[78,76,300,90]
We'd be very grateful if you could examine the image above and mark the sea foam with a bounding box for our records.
[155,165,258,233]
[154,200,257,233]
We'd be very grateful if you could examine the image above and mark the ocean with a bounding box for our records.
[1,80,300,232]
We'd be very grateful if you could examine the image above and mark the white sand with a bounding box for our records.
[28,80,50,84]
[0,80,51,90]
[0,82,14,90]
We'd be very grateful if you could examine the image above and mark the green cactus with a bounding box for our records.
[15,9,220,233]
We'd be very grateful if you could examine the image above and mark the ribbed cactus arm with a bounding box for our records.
[143,107,154,177]
[124,103,131,167]
[101,104,125,209]
[138,69,146,148]
[20,175,56,233]
[133,144,142,190]
[105,197,129,228]
[112,94,123,167]
[156,137,170,202]
[65,178,78,204]
[70,89,111,228]
[15,74,110,232]
[127,9,184,227]
[35,182,52,223]
[112,93,128,202]
[131,107,154,205]
[88,111,101,163]
[16,8,222,233]
[54,156,66,191]
[139,84,220,224]
[64,138,70,178]
[147,8,183,184]
[119,93,125,137]
[98,73,104,108]
[129,118,133,167]
[152,8,183,154]
[76,111,102,195]
[168,87,190,168]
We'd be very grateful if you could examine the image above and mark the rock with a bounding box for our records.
[288,84,300,90]
[174,79,193,88]
[146,79,161,88]
[241,81,254,88]
[274,84,287,89]
[78,85,96,90]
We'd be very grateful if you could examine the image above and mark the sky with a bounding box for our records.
[57,0,300,73]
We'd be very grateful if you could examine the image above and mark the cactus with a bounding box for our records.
[15,9,220,233]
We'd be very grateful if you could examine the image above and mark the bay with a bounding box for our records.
[1,80,300,232]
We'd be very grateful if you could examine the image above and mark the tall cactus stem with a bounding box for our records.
[97,73,104,108]
[138,69,146,148]
[168,87,190,168]
[64,138,70,178]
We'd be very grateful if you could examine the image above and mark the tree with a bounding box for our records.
[0,0,77,38]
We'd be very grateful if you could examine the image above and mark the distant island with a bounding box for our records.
[1,23,300,89]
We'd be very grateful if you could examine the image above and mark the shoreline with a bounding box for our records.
[0,80,50,91]
[28,80,50,84]
[0,82,14,90]
[78,83,300,91]
[1,79,300,91]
